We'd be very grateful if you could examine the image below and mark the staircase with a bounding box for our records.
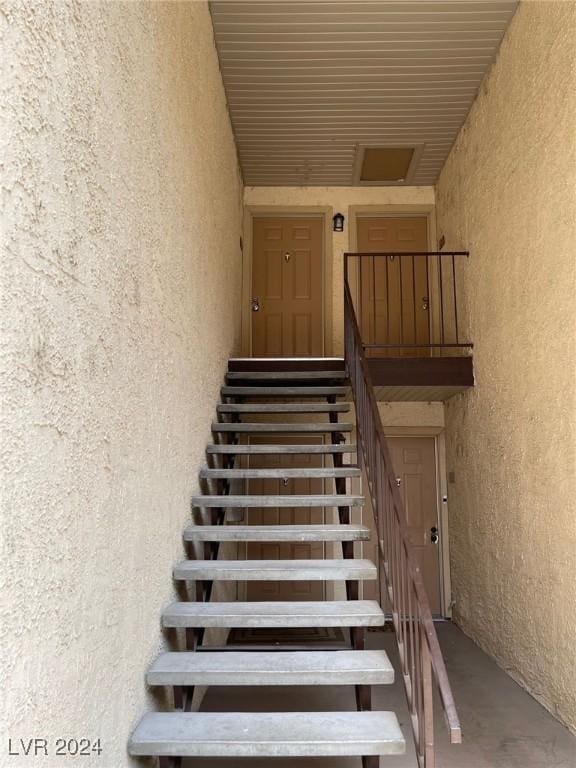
[128,360,405,766]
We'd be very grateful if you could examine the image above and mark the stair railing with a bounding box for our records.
[344,279,462,767]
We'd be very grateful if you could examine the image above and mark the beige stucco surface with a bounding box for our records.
[436,1,576,732]
[0,2,242,766]
[243,186,435,354]
[378,402,445,429]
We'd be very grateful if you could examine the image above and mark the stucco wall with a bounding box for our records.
[436,1,576,731]
[0,2,242,766]
[243,186,435,354]
[378,402,445,429]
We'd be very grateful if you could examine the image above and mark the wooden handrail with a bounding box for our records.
[344,280,462,765]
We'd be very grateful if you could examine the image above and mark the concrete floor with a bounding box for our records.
[185,622,576,768]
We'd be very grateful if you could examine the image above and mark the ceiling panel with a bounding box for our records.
[210,0,518,186]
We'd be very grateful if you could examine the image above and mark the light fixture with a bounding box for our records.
[333,212,345,232]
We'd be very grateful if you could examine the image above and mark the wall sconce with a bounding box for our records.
[332,212,345,232]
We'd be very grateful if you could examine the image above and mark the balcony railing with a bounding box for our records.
[344,279,462,767]
[345,251,472,357]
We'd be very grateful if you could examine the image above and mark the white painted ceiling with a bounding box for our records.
[209,1,519,186]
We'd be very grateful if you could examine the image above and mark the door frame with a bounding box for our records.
[242,206,333,357]
[349,204,437,253]
[381,426,453,618]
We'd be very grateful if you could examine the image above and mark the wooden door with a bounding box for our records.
[252,217,323,357]
[356,216,430,357]
[246,436,325,601]
[362,436,441,615]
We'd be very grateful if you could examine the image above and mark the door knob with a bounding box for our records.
[284,252,291,262]
[430,526,439,544]
[251,297,260,312]
[395,477,402,487]
[422,296,429,310]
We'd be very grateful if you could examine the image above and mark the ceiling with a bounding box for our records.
[209,1,519,186]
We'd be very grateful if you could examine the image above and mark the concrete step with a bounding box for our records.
[173,559,377,581]
[128,711,405,758]
[221,386,347,397]
[227,371,347,381]
[217,402,351,413]
[199,467,360,480]
[146,650,394,687]
[184,524,370,542]
[191,494,364,508]
[212,422,353,432]
[206,443,357,455]
[162,600,385,628]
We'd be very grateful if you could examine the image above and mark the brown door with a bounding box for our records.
[356,216,430,357]
[252,217,323,357]
[362,436,441,615]
[246,436,325,601]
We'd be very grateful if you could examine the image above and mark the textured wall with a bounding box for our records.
[436,1,576,731]
[0,2,242,766]
[378,402,444,429]
[243,186,435,354]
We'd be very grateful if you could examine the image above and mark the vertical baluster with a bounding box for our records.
[388,494,395,605]
[396,535,404,666]
[399,542,407,673]
[372,253,376,347]
[360,256,365,342]
[385,254,390,347]
[407,582,417,717]
[452,253,459,345]
[425,254,431,345]
[400,543,409,675]
[439,252,445,345]
[412,254,417,347]
[390,505,397,612]
[358,256,362,324]
[382,474,389,580]
[422,634,435,768]
[386,479,393,582]
[375,451,384,607]
[414,616,423,756]
[393,513,401,626]
[399,254,404,347]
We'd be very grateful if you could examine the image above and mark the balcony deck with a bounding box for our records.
[367,356,473,402]
[230,357,473,403]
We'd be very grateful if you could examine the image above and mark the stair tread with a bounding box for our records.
[199,467,360,479]
[221,386,347,396]
[192,494,364,507]
[147,650,394,686]
[206,444,357,454]
[184,524,370,542]
[227,371,347,380]
[212,422,353,432]
[174,559,377,581]
[129,711,404,757]
[162,600,385,628]
[217,403,351,413]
